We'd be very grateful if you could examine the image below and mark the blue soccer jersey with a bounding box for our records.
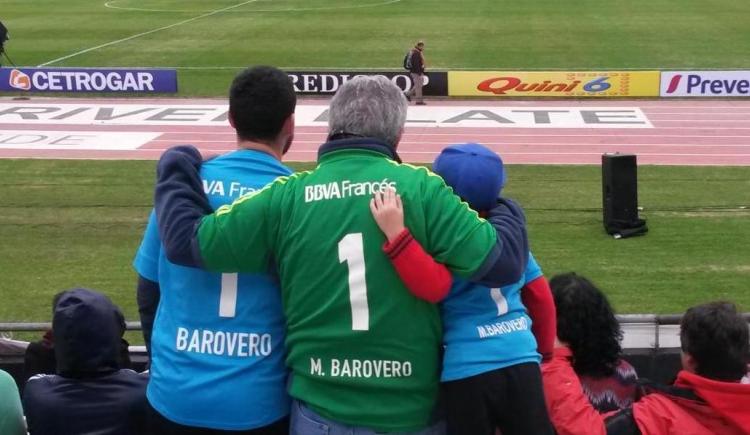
[440,253,543,382]
[133,149,291,430]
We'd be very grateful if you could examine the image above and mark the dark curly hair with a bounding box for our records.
[550,273,623,377]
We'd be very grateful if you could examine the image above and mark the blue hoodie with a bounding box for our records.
[22,288,148,435]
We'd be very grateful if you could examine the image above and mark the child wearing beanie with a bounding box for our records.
[370,143,556,435]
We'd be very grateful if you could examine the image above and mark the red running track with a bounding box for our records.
[1,98,749,165]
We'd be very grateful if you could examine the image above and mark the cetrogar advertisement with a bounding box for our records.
[0,68,178,93]
[448,71,660,97]
[661,71,750,97]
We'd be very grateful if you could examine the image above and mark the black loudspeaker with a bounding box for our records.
[602,154,647,238]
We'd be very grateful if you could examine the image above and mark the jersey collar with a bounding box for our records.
[318,137,402,163]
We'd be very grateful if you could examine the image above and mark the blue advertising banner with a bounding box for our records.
[0,67,177,93]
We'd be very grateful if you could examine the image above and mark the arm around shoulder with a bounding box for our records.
[419,177,527,284]
[470,198,529,287]
[383,229,452,303]
[154,145,211,268]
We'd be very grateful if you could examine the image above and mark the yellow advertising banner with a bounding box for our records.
[448,71,660,97]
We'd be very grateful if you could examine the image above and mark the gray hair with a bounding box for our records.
[328,75,408,147]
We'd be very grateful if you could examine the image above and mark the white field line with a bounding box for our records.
[103,0,402,13]
[38,0,260,67]
[4,98,750,112]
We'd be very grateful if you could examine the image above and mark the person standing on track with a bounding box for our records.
[151,75,529,434]
[405,40,427,105]
[133,66,295,435]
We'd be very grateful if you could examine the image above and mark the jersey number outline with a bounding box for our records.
[219,235,372,327]
[339,233,370,331]
[219,273,238,318]
[490,288,509,316]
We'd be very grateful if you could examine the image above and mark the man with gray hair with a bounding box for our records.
[151,75,529,434]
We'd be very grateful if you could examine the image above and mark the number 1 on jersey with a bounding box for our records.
[339,233,370,331]
[490,288,509,316]
[219,273,238,318]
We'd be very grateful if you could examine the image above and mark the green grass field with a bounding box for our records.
[1,159,748,333]
[1,1,749,330]
[3,0,750,95]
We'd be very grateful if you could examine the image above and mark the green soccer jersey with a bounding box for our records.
[195,144,498,431]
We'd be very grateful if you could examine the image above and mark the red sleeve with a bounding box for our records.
[542,347,607,435]
[521,276,557,361]
[383,229,452,303]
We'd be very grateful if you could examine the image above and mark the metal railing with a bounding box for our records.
[1,314,748,352]
[0,321,143,332]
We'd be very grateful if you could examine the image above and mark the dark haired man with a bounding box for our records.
[543,301,750,435]
[134,65,295,434]
[405,41,426,105]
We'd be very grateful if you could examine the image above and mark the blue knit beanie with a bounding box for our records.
[432,143,505,211]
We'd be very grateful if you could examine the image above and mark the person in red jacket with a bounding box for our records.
[550,273,639,413]
[543,301,750,435]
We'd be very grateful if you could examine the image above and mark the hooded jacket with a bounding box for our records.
[22,288,148,435]
[543,346,750,435]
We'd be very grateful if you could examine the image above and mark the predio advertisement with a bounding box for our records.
[661,71,750,97]
[286,71,448,96]
[0,67,178,93]
[448,71,660,97]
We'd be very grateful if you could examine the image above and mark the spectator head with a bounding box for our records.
[550,273,623,377]
[432,143,505,212]
[229,66,296,155]
[416,41,424,50]
[53,288,127,378]
[328,75,407,149]
[680,301,749,382]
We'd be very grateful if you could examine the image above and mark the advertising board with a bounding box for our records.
[661,71,750,97]
[0,67,178,93]
[448,71,660,97]
[286,71,448,96]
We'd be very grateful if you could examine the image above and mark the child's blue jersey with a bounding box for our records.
[440,253,542,382]
[133,149,291,430]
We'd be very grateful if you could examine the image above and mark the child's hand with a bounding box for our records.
[370,188,405,242]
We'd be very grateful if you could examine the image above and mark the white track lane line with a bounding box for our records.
[38,0,260,67]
